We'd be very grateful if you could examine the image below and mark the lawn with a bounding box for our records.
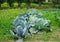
[0,8,60,42]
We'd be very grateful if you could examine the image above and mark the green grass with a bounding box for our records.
[0,8,60,42]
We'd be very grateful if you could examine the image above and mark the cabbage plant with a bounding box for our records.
[10,9,52,39]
